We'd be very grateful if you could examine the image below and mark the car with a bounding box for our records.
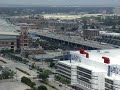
[59,84,62,87]
[29,67,33,70]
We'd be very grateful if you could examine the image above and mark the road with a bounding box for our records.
[0,56,74,90]
[0,56,37,79]
[48,75,72,90]
[30,30,120,49]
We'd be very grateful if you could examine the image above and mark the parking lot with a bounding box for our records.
[0,81,30,90]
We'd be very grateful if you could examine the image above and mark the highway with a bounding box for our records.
[0,56,37,79]
[31,30,120,49]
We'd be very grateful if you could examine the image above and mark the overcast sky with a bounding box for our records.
[0,0,119,6]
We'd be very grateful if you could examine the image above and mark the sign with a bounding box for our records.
[108,65,120,76]
[67,51,81,62]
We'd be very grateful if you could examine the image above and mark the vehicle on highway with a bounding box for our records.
[59,84,62,87]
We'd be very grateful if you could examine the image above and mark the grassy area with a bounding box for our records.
[41,80,59,90]
[54,75,70,85]
[16,67,31,76]
[0,59,7,64]
[6,53,28,64]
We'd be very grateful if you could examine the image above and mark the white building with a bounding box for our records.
[57,49,120,90]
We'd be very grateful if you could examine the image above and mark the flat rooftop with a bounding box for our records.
[67,49,120,65]
[0,32,20,36]
[0,18,20,33]
[87,49,120,65]
[59,49,120,79]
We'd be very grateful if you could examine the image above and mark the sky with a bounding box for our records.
[0,0,119,6]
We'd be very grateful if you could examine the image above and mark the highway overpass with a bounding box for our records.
[31,31,119,50]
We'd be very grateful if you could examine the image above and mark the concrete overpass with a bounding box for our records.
[31,31,119,50]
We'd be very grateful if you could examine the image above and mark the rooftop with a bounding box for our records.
[0,18,20,34]
[100,31,120,37]
[0,32,20,36]
[59,49,120,79]
[67,49,120,65]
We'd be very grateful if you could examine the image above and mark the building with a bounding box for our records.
[16,23,38,29]
[21,47,45,57]
[0,18,30,51]
[114,6,120,15]
[20,26,30,49]
[0,28,30,51]
[83,29,99,40]
[0,32,20,51]
[57,49,120,90]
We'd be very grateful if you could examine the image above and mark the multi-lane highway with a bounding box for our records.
[31,30,119,50]
[0,56,37,79]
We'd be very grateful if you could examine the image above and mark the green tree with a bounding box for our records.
[38,70,49,81]
[1,70,15,79]
[38,85,47,90]
[32,87,37,90]
[49,62,55,68]
[25,52,29,58]
[21,76,36,87]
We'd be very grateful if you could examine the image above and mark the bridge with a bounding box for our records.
[31,31,119,50]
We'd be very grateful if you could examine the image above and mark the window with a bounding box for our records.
[105,78,113,85]
[11,42,14,45]
[24,44,28,46]
[77,66,91,75]
[58,63,71,70]
[11,46,14,48]
[105,78,114,90]
[77,71,92,79]
[2,42,4,44]
[6,42,8,44]
[24,40,27,43]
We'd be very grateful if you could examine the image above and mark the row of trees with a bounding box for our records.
[6,53,28,64]
[21,76,47,90]
[21,76,36,88]
[0,70,15,80]
[54,75,70,85]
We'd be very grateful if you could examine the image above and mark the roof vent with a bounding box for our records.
[102,57,110,64]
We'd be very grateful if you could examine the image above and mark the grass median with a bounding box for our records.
[0,59,7,64]
[16,67,31,76]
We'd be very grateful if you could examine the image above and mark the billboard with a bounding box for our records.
[108,65,120,76]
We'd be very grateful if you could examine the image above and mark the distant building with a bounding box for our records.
[20,26,30,49]
[0,18,31,51]
[57,49,120,90]
[114,6,120,15]
[0,32,20,51]
[21,47,45,57]
[83,29,99,39]
[16,23,38,29]
[0,27,30,51]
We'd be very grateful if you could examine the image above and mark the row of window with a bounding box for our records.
[57,65,71,73]
[77,66,91,75]
[57,69,71,77]
[77,71,92,79]
[105,83,114,90]
[0,42,14,45]
[105,78,113,85]
[77,76,91,84]
[57,63,71,70]
[77,79,92,89]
